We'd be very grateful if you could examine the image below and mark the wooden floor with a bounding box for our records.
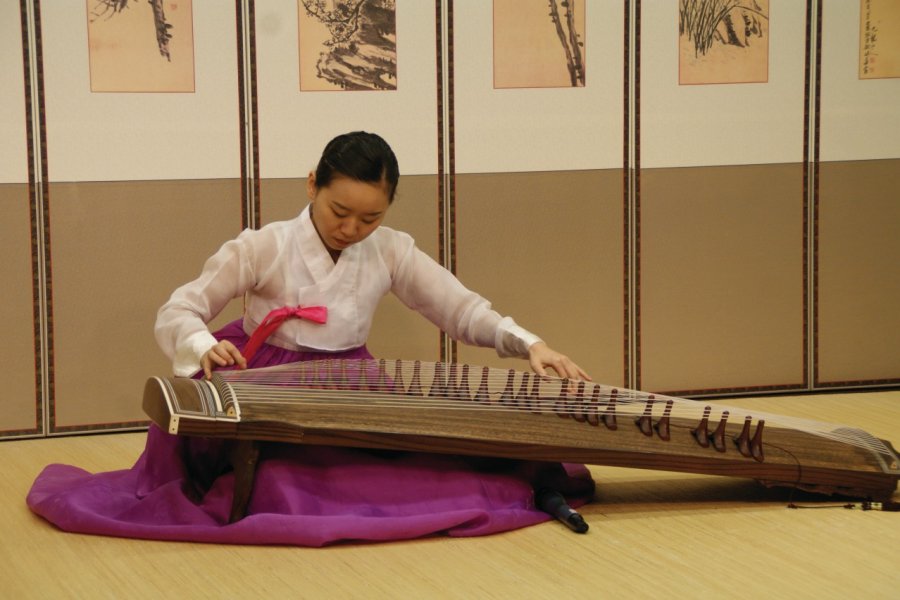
[3,391,899,599]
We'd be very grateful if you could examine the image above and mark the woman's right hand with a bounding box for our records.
[527,341,592,382]
[201,341,247,380]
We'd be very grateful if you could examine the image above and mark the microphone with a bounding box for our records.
[535,488,589,534]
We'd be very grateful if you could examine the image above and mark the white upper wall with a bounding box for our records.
[5,1,899,184]
[641,1,808,169]
[1,2,28,184]
[820,0,900,162]
[41,1,241,183]
[453,0,624,174]
[255,0,438,178]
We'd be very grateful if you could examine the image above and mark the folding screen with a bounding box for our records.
[3,1,899,439]
[816,0,900,387]
[639,1,808,394]
[1,2,40,436]
[452,0,626,385]
[38,1,244,431]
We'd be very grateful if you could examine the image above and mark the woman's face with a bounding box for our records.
[307,173,391,252]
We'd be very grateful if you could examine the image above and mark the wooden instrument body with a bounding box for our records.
[143,360,900,503]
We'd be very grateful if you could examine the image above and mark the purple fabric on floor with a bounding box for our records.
[27,320,595,546]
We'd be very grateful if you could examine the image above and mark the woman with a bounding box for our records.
[28,132,594,546]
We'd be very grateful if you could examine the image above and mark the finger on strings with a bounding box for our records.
[225,344,247,370]
[550,359,574,381]
[568,363,593,383]
[211,347,232,367]
[202,356,214,380]
[531,360,548,378]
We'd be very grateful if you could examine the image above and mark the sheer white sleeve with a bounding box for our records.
[386,232,542,358]
[154,234,258,377]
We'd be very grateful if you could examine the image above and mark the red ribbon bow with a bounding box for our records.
[242,305,328,363]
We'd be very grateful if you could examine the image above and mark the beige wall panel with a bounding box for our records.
[0,185,39,434]
[455,171,623,386]
[818,160,900,384]
[260,175,441,361]
[49,180,243,430]
[641,164,804,394]
[368,175,442,361]
[259,178,305,225]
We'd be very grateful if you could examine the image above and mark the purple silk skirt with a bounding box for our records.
[27,320,594,546]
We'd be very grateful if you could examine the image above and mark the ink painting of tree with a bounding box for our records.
[87,0,195,92]
[494,0,586,89]
[298,0,397,91]
[679,0,769,85]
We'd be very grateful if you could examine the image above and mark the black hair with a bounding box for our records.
[313,131,400,203]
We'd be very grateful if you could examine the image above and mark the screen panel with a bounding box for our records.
[453,0,624,174]
[820,0,900,162]
[41,1,240,182]
[1,2,28,185]
[640,164,805,394]
[0,184,39,436]
[50,180,243,430]
[817,159,900,386]
[455,170,624,386]
[255,0,439,178]
[641,1,807,169]
[0,4,39,436]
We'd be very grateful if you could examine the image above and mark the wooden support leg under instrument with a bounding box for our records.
[228,439,260,523]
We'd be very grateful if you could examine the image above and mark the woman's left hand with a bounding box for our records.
[528,341,592,381]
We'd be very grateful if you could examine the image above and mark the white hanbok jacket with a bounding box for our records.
[156,206,541,377]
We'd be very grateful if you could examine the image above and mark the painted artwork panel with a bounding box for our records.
[46,2,238,181]
[643,1,806,168]
[87,0,195,92]
[257,2,436,177]
[298,0,397,91]
[679,0,769,85]
[860,0,900,79]
[455,0,622,172]
[493,0,586,89]
[819,0,900,162]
